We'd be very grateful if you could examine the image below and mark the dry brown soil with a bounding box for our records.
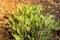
[0,0,19,40]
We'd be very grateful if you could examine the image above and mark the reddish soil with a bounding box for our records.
[0,0,19,40]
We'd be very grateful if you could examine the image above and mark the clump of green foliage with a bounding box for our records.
[8,4,59,40]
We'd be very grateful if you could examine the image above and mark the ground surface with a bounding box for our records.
[0,0,18,40]
[41,0,60,40]
[0,0,60,40]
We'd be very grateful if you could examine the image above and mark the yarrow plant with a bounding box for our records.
[8,4,59,40]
